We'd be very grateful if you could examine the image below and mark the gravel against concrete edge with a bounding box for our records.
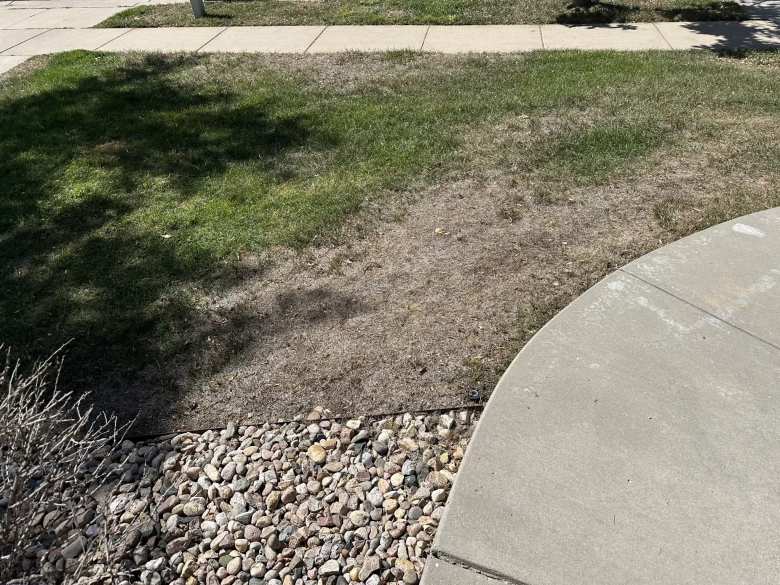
[35,408,479,585]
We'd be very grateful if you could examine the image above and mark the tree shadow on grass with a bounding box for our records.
[555,0,746,24]
[657,0,746,21]
[189,11,235,21]
[556,2,641,24]
[112,284,371,434]
[0,52,332,427]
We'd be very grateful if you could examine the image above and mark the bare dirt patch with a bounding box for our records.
[114,132,778,434]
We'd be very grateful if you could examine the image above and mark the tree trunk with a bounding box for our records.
[190,0,206,17]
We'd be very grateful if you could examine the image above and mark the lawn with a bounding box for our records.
[98,0,746,27]
[1,51,779,431]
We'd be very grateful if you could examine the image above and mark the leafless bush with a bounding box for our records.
[0,346,131,584]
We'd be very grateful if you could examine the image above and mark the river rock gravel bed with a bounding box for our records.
[47,408,479,585]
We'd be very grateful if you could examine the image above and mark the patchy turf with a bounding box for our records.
[97,0,746,27]
[1,51,779,432]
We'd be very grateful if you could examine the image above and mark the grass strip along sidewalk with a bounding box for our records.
[98,0,746,27]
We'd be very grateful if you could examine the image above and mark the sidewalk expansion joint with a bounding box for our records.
[652,22,674,49]
[1,26,50,53]
[618,268,780,354]
[195,26,227,52]
[94,26,132,49]
[303,25,327,54]
[420,24,430,51]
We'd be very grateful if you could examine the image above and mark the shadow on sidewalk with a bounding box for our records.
[677,17,780,51]
[735,0,780,19]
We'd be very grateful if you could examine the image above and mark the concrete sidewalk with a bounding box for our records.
[2,0,779,75]
[1,19,779,72]
[422,207,780,585]
[0,0,185,29]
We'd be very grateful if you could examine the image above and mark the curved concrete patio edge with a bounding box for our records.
[422,207,780,585]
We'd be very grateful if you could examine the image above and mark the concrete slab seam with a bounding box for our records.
[1,27,50,53]
[538,24,544,48]
[652,21,674,48]
[618,267,780,353]
[195,25,226,52]
[431,551,530,585]
[93,26,131,49]
[302,25,327,54]
[419,24,430,50]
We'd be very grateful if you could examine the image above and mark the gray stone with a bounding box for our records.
[204,464,221,482]
[233,510,252,524]
[157,495,178,515]
[318,559,341,577]
[221,462,236,482]
[201,520,218,538]
[182,498,206,517]
[244,524,262,542]
[348,510,369,527]
[265,491,281,511]
[61,536,86,559]
[351,430,369,443]
[165,537,188,556]
[367,488,384,507]
[358,555,381,581]
[145,558,166,571]
[280,487,296,504]
[226,556,241,576]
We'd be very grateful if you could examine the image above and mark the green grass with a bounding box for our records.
[1,50,779,389]
[97,0,745,27]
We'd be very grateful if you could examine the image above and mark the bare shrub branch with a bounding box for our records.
[0,345,131,584]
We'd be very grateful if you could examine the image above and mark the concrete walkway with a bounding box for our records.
[1,19,779,74]
[1,0,780,75]
[422,207,780,585]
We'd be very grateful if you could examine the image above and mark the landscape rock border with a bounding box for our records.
[45,407,479,585]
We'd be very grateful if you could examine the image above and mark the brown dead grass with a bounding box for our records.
[6,52,780,434]
[57,52,777,433]
[120,125,779,432]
